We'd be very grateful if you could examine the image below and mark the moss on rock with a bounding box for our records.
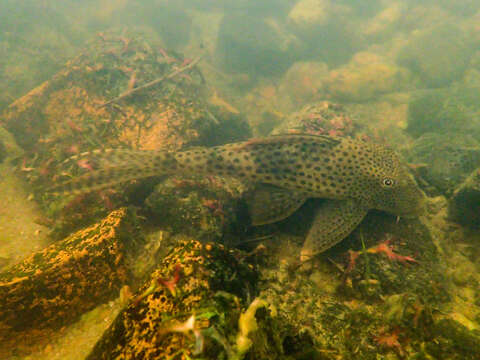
[86,238,283,360]
[0,208,143,358]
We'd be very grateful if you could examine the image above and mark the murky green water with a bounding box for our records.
[1,1,480,359]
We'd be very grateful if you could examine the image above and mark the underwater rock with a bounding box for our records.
[428,318,480,359]
[405,87,480,138]
[1,30,209,154]
[279,61,329,106]
[287,0,364,67]
[288,0,330,28]
[216,14,299,77]
[397,24,477,88]
[196,97,252,146]
[1,30,251,232]
[406,89,458,138]
[362,2,406,38]
[86,238,285,360]
[340,209,447,303]
[323,52,410,102]
[145,176,247,243]
[449,168,480,229]
[0,208,143,357]
[407,133,480,196]
[271,100,361,138]
[242,83,291,135]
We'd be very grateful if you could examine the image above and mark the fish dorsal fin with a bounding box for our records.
[238,134,341,149]
[246,184,308,226]
[271,133,341,144]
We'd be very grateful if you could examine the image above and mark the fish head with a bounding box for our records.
[367,147,426,217]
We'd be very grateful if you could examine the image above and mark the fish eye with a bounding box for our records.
[382,178,394,187]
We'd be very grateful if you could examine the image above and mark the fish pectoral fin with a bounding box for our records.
[300,199,368,261]
[247,184,308,226]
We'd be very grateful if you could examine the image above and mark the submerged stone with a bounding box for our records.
[449,168,480,228]
[397,24,476,88]
[0,208,143,358]
[406,87,480,138]
[272,100,360,138]
[407,133,480,196]
[86,238,286,360]
[145,176,246,242]
[216,15,298,77]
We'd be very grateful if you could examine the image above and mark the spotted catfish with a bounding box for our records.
[53,134,425,260]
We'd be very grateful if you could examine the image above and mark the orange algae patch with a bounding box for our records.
[44,87,108,125]
[118,100,204,151]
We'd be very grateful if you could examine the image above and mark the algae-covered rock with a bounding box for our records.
[362,2,406,39]
[406,89,456,137]
[9,32,204,153]
[1,29,250,235]
[287,0,363,67]
[86,238,287,360]
[449,168,480,228]
[427,318,480,360]
[0,208,143,358]
[1,29,211,185]
[145,176,247,242]
[279,61,329,106]
[242,82,290,135]
[324,52,411,102]
[397,24,477,88]
[407,133,480,196]
[272,101,361,138]
[406,87,480,138]
[338,211,447,304]
[287,0,330,28]
[216,15,298,77]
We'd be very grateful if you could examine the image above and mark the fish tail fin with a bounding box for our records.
[50,148,178,195]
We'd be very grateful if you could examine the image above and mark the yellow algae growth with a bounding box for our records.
[0,207,140,358]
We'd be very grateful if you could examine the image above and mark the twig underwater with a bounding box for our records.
[97,54,204,109]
